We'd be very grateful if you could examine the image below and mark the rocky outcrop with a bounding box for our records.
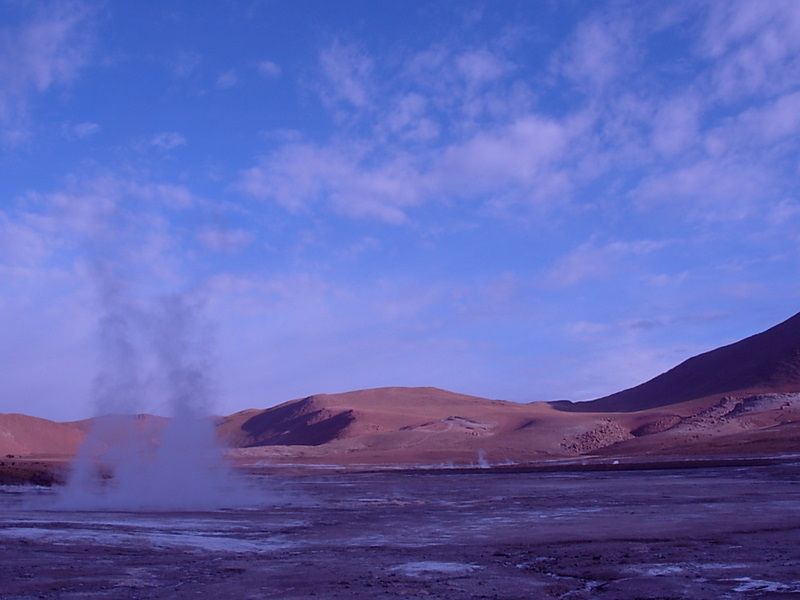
[559,419,634,454]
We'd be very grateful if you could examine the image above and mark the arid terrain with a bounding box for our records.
[3,311,800,478]
[2,312,800,599]
[2,463,800,599]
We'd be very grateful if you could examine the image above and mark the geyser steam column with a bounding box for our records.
[145,294,233,509]
[59,260,251,511]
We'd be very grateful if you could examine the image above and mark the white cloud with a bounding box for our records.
[336,236,381,261]
[651,94,701,157]
[456,48,510,88]
[62,120,100,139]
[634,159,774,221]
[647,271,690,288]
[241,31,598,223]
[2,176,201,281]
[239,108,587,222]
[438,114,575,191]
[237,6,798,238]
[0,211,58,267]
[151,131,186,151]
[196,227,254,253]
[73,121,100,137]
[133,182,196,210]
[319,40,373,109]
[382,92,439,141]
[22,181,117,246]
[766,199,800,226]
[404,45,450,89]
[0,1,93,142]
[721,90,800,146]
[750,91,800,142]
[556,311,736,402]
[701,1,800,100]
[258,60,281,78]
[558,14,634,92]
[238,142,424,224]
[171,50,201,79]
[548,238,667,287]
[401,43,531,131]
[216,69,238,89]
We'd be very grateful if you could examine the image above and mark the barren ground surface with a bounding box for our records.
[2,463,800,599]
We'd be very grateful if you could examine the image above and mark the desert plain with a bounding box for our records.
[2,463,800,599]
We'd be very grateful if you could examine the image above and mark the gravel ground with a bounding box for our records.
[1,463,800,599]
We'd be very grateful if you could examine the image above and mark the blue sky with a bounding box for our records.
[1,1,799,421]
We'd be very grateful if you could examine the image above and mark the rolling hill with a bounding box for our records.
[2,311,800,471]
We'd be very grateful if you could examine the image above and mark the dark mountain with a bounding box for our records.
[554,311,800,412]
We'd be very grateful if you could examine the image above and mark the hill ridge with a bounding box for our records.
[4,312,800,465]
[555,311,800,412]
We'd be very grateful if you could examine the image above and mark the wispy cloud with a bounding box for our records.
[1,176,200,281]
[633,159,774,221]
[216,69,238,89]
[701,0,800,101]
[548,238,668,288]
[436,114,580,205]
[318,40,374,110]
[650,94,701,157]
[239,142,423,223]
[0,1,94,143]
[709,90,800,148]
[196,227,254,253]
[381,92,439,141]
[170,50,202,79]
[258,60,281,78]
[4,3,800,418]
[556,12,635,92]
[239,1,799,236]
[456,48,511,88]
[240,104,587,222]
[62,120,100,139]
[151,131,186,151]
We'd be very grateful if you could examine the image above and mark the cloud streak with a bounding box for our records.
[0,1,93,143]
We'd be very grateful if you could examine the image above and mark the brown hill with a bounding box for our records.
[222,387,800,467]
[0,414,85,457]
[216,387,540,447]
[3,387,800,470]
[554,311,800,413]
[220,386,612,465]
[4,311,800,471]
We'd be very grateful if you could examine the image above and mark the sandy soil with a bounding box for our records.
[2,462,800,599]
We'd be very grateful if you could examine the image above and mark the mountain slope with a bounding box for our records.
[555,311,800,413]
[0,414,85,456]
[215,386,539,447]
[5,311,800,467]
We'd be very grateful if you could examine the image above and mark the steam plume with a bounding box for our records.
[57,257,253,511]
